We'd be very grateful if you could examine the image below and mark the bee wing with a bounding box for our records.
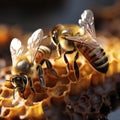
[63,36,99,48]
[27,29,44,62]
[78,9,96,38]
[10,38,24,63]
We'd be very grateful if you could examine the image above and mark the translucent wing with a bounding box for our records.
[63,36,99,48]
[10,38,24,64]
[27,29,44,62]
[78,9,96,38]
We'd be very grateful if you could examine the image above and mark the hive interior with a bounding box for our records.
[0,1,120,118]
[0,33,120,120]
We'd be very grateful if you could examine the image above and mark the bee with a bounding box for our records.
[10,29,56,98]
[50,9,109,79]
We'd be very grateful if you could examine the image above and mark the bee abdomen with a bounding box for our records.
[89,47,109,73]
[35,45,51,63]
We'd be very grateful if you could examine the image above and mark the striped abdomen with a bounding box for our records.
[77,43,109,73]
[35,45,51,64]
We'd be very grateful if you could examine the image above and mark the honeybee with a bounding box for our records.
[10,29,56,98]
[50,9,109,79]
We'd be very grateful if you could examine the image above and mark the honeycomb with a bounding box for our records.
[0,2,120,118]
[0,34,120,120]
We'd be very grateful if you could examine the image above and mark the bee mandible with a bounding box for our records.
[50,10,109,79]
[10,29,56,98]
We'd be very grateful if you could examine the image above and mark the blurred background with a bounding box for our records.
[0,0,118,65]
[0,0,120,69]
[0,0,115,31]
[0,0,120,119]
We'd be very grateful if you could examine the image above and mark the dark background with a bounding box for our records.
[0,0,120,119]
[0,0,115,31]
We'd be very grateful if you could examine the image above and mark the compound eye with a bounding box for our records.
[52,30,59,44]
[16,76,22,81]
[11,75,20,87]
[12,75,19,82]
[22,76,27,85]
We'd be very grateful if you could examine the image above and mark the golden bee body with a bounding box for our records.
[10,29,55,98]
[50,24,83,52]
[50,10,109,79]
[76,39,109,73]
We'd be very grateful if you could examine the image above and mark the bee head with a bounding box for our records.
[11,75,27,94]
[51,24,65,45]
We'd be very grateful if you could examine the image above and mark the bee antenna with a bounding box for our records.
[32,35,50,63]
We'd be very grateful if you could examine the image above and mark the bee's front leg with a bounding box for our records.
[52,43,62,61]
[56,43,62,59]
[12,87,16,99]
[28,77,35,93]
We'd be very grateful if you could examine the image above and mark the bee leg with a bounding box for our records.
[57,43,62,58]
[63,51,79,79]
[37,65,45,87]
[54,43,62,60]
[73,52,79,80]
[40,59,57,76]
[63,50,75,77]
[28,77,35,93]
[51,30,62,59]
[13,87,16,99]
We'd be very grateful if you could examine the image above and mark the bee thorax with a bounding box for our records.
[15,59,32,73]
